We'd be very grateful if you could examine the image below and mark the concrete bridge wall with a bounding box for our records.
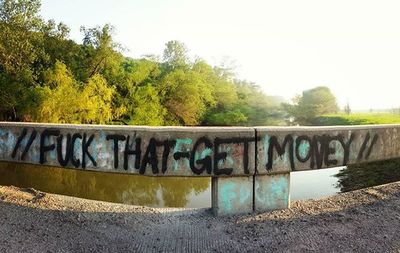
[1,122,400,215]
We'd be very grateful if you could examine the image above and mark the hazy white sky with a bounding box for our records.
[41,0,400,110]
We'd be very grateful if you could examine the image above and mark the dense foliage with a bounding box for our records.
[336,158,400,192]
[283,86,339,125]
[0,0,285,126]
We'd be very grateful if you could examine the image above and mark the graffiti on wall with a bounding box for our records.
[2,127,256,176]
[0,125,385,176]
[261,132,379,172]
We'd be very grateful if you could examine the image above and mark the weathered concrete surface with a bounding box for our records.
[3,122,400,177]
[212,176,253,215]
[254,173,290,211]
[256,125,400,174]
[0,122,256,177]
[3,122,400,216]
[1,183,400,252]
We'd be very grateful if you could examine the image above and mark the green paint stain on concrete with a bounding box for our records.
[239,184,251,204]
[334,140,344,160]
[194,148,212,161]
[173,138,192,171]
[298,139,310,159]
[256,176,289,209]
[221,182,236,212]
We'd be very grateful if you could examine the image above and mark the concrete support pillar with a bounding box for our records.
[211,176,253,216]
[254,173,290,212]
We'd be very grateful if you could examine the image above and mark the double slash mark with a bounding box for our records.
[357,132,379,161]
[11,128,37,160]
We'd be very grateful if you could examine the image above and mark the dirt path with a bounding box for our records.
[0,182,400,252]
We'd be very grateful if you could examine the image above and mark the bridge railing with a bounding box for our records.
[1,122,399,215]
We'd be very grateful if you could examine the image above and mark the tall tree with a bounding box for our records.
[344,101,351,115]
[0,0,43,76]
[128,85,166,126]
[36,61,116,124]
[162,40,189,71]
[0,0,47,119]
[80,24,124,83]
[283,86,339,125]
[160,69,215,125]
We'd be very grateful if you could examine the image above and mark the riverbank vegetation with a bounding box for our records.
[0,0,285,126]
[1,0,399,127]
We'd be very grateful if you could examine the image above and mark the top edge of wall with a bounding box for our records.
[2,122,400,132]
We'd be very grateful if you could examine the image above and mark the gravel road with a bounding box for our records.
[0,182,400,252]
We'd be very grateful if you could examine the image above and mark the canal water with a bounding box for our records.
[0,159,399,208]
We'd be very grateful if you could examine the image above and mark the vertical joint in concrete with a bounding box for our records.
[253,128,258,212]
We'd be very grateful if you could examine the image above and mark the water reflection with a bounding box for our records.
[335,158,400,192]
[0,162,210,208]
[2,159,398,208]
[290,167,341,201]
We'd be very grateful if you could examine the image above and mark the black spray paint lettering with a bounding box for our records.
[266,135,295,171]
[124,135,141,171]
[161,140,176,173]
[56,133,97,168]
[82,133,97,169]
[357,133,379,161]
[140,138,161,174]
[40,129,60,164]
[265,133,357,171]
[173,139,191,172]
[10,127,380,175]
[190,137,213,175]
[11,129,257,175]
[70,133,82,167]
[106,134,126,169]
[106,135,176,174]
[48,131,97,168]
[138,138,175,174]
[295,136,312,163]
[213,137,257,176]
[11,128,37,161]
[105,135,256,175]
[10,128,97,168]
[11,128,27,158]
[56,133,72,166]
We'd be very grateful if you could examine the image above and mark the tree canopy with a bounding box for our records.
[0,0,286,126]
[283,86,339,125]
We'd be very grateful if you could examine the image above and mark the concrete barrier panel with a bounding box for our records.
[254,173,290,212]
[212,176,253,215]
[4,122,400,215]
[256,125,400,174]
[0,122,256,177]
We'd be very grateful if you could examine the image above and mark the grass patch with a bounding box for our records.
[312,113,400,126]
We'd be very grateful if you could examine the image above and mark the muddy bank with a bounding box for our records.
[0,182,400,252]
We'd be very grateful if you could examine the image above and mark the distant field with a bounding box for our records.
[313,113,400,126]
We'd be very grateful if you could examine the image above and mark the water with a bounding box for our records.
[0,159,399,208]
[290,167,342,201]
[0,162,211,208]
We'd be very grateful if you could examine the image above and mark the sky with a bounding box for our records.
[40,0,400,111]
